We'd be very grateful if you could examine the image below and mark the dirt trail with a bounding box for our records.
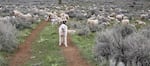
[9,21,91,66]
[9,21,48,66]
[61,35,91,66]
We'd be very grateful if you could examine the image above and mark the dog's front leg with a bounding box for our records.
[64,33,68,47]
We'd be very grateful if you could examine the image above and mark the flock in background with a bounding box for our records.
[0,0,150,66]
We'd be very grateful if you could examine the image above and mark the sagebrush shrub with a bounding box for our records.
[15,17,33,30]
[77,25,90,36]
[0,16,34,30]
[140,26,150,39]
[0,56,7,66]
[66,9,87,20]
[94,24,150,66]
[0,21,18,52]
[67,21,83,29]
[123,33,150,66]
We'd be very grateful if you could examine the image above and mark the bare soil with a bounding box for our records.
[61,35,91,66]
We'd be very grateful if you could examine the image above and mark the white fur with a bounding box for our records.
[136,20,146,25]
[47,12,69,24]
[67,30,76,34]
[13,10,33,21]
[87,17,99,25]
[60,13,69,21]
[117,62,125,66]
[121,18,129,25]
[109,59,116,66]
[140,14,149,19]
[13,10,23,16]
[59,24,68,47]
[116,14,124,21]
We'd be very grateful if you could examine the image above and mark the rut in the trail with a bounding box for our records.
[61,35,91,66]
[9,21,48,66]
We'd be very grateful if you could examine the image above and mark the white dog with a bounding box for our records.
[59,21,68,47]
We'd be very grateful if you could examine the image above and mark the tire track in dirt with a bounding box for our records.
[61,35,91,66]
[9,21,48,66]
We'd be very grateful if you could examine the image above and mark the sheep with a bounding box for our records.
[47,12,59,24]
[148,10,150,13]
[121,16,130,25]
[116,14,124,22]
[140,13,149,20]
[117,62,125,66]
[0,16,10,21]
[109,59,116,66]
[87,18,99,25]
[30,7,50,19]
[108,16,116,21]
[59,12,70,22]
[87,15,100,25]
[13,10,33,22]
[13,10,23,17]
[136,20,146,25]
[67,29,76,34]
[21,13,32,18]
[59,21,68,47]
[47,11,70,25]
[0,7,2,10]
[110,12,116,17]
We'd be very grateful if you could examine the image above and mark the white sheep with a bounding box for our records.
[59,12,70,22]
[121,16,130,25]
[136,20,146,25]
[13,10,33,21]
[87,18,99,25]
[116,14,124,22]
[48,12,59,24]
[109,59,116,66]
[67,29,76,34]
[148,10,150,13]
[59,21,68,47]
[140,13,149,20]
[87,18,99,29]
[21,13,33,21]
[122,19,129,25]
[117,61,125,66]
[47,11,70,25]
[13,10,23,16]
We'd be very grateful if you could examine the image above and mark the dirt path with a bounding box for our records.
[9,21,48,66]
[61,35,91,66]
[9,21,91,66]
